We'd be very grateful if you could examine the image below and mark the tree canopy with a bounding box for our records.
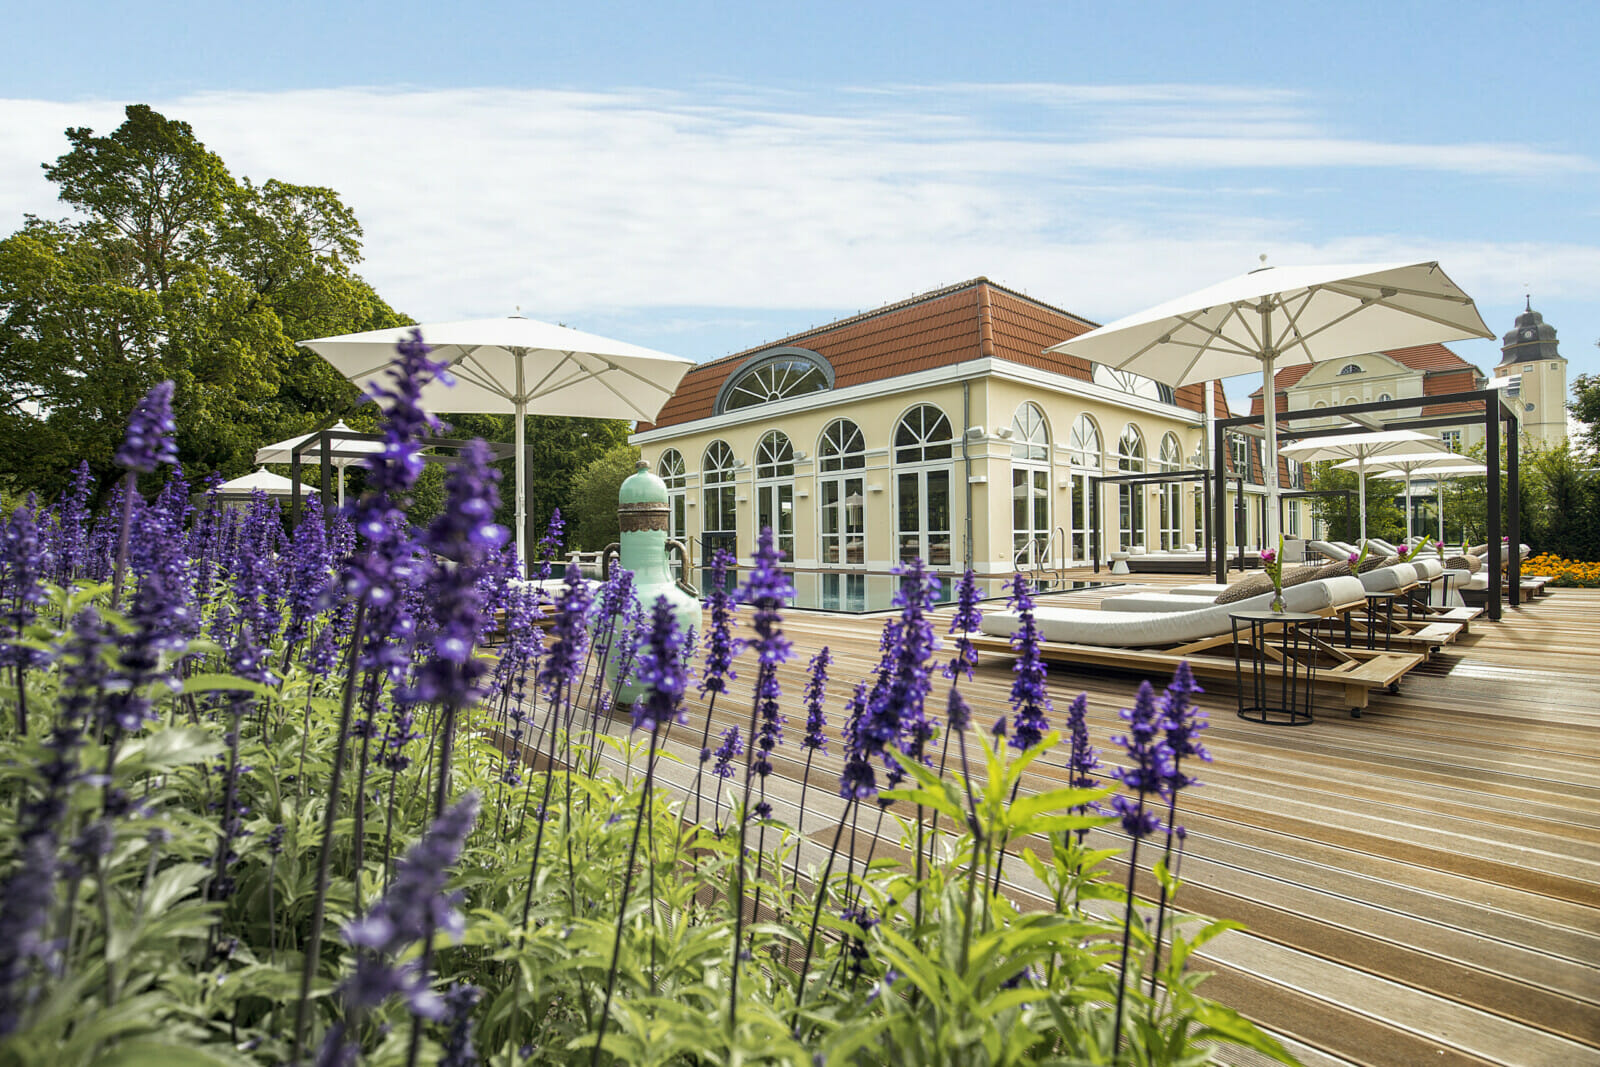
[0,105,406,501]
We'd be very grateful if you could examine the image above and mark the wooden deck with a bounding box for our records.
[570,571,1600,1066]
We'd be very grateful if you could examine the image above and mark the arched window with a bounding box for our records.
[1010,403,1050,566]
[1156,433,1183,550]
[715,348,834,414]
[893,405,953,464]
[894,405,953,566]
[818,419,866,472]
[1094,364,1176,404]
[1010,402,1049,462]
[753,431,795,563]
[754,430,794,480]
[701,441,738,562]
[1117,424,1146,472]
[1117,424,1146,551]
[1068,414,1101,468]
[818,420,866,567]
[658,448,687,543]
[1158,433,1182,472]
[1338,363,1363,376]
[1377,393,1392,403]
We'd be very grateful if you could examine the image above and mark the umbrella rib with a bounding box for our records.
[451,348,518,401]
[522,351,668,422]
[1317,283,1487,335]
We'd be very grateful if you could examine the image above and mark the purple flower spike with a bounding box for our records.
[712,726,743,779]
[800,647,832,752]
[1005,574,1053,751]
[115,380,179,473]
[1159,662,1210,795]
[632,596,689,734]
[741,528,793,777]
[1064,691,1100,792]
[336,793,480,1016]
[538,564,593,700]
[1108,682,1174,839]
[700,549,743,696]
[945,567,984,680]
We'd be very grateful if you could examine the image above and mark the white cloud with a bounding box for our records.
[0,83,1593,352]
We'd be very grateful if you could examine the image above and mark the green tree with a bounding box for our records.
[515,417,634,547]
[1307,463,1404,542]
[0,104,406,503]
[1570,373,1600,456]
[567,442,643,551]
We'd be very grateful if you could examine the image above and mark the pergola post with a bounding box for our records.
[1213,422,1228,585]
[1486,402,1502,621]
[1506,413,1521,607]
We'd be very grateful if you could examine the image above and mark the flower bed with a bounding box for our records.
[0,332,1296,1065]
[1522,553,1600,587]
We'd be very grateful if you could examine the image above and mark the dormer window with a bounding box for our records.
[715,347,834,414]
[1338,363,1363,376]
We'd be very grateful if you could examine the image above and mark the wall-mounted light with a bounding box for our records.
[793,449,808,460]
[965,426,986,440]
[968,475,988,485]
[867,484,885,493]
[995,426,1015,439]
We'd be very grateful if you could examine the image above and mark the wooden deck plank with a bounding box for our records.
[499,576,1600,1066]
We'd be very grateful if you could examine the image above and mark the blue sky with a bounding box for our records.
[4,1,1595,418]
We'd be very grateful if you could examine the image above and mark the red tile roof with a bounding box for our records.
[639,279,1209,430]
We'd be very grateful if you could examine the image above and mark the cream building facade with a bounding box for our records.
[632,280,1305,600]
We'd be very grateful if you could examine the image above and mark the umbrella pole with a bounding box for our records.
[515,404,527,577]
[1404,471,1413,542]
[1358,458,1368,545]
[1259,329,1281,546]
[1437,478,1446,546]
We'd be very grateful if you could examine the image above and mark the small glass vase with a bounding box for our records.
[1270,592,1286,613]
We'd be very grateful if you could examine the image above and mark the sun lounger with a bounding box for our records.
[970,575,1424,717]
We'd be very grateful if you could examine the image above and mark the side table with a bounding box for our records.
[1362,591,1400,651]
[1229,610,1320,727]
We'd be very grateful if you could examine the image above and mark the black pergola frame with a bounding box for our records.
[287,428,515,527]
[1087,469,1213,574]
[1211,388,1520,620]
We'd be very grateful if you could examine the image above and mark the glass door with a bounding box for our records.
[1012,467,1049,567]
[896,469,952,567]
[756,482,795,566]
[1070,472,1091,563]
[1159,484,1181,550]
[820,476,865,566]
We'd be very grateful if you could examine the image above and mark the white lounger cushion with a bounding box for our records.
[1103,578,1355,615]
[979,576,1365,648]
[1409,558,1443,581]
[1359,563,1417,593]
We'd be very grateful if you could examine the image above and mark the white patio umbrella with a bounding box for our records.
[1334,449,1475,541]
[300,318,694,571]
[213,468,319,499]
[1045,260,1492,544]
[1278,429,1435,542]
[1366,462,1487,545]
[254,421,384,508]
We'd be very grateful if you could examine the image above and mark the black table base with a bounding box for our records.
[1230,611,1320,726]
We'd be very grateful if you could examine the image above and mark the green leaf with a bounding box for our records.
[94,1039,257,1067]
[181,672,277,698]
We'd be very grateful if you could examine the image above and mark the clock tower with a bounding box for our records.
[1495,299,1568,449]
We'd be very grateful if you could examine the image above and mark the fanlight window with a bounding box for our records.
[1093,364,1176,404]
[1338,363,1363,375]
[818,419,866,472]
[717,349,832,413]
[894,405,953,464]
[702,440,737,483]
[1010,402,1049,462]
[755,430,794,480]
[657,448,686,488]
[1158,433,1182,472]
[1068,414,1101,468]
[1117,424,1146,472]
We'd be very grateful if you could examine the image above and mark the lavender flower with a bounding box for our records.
[538,564,592,701]
[944,567,983,680]
[327,793,480,1040]
[51,462,93,584]
[1,505,52,674]
[712,726,743,779]
[699,548,742,697]
[1064,691,1100,793]
[114,380,179,473]
[1108,682,1174,839]
[535,508,565,581]
[1005,574,1053,751]
[800,647,832,752]
[438,983,483,1067]
[1159,662,1210,796]
[631,596,689,734]
[740,528,794,777]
